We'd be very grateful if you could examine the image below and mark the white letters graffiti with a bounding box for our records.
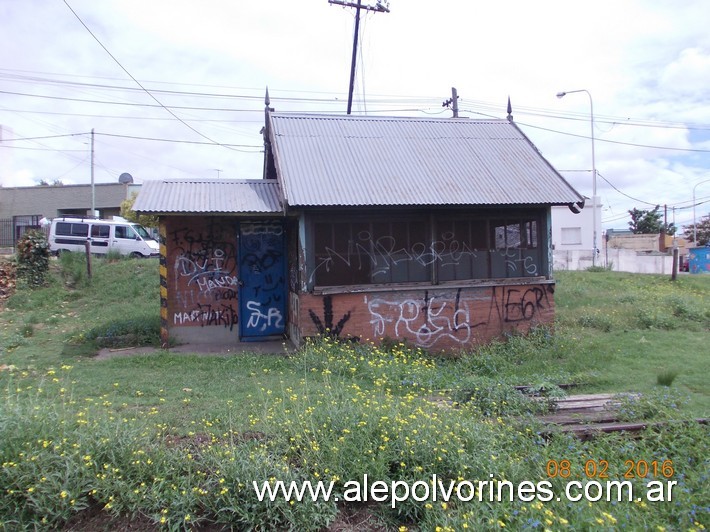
[366,289,485,348]
[245,300,284,332]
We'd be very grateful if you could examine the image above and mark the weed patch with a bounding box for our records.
[0,265,708,529]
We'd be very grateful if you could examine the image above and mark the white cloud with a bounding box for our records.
[1,0,710,227]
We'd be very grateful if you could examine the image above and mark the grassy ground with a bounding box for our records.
[0,255,708,530]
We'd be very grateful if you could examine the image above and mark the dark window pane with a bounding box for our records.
[55,222,71,236]
[470,220,487,249]
[71,223,88,237]
[91,225,109,238]
[115,225,132,239]
[310,213,542,286]
[314,222,332,254]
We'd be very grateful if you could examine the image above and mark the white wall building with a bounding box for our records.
[552,198,604,270]
[551,199,676,274]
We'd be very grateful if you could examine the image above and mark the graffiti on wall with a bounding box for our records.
[355,284,551,348]
[311,230,479,283]
[496,248,539,276]
[169,221,239,330]
[364,286,551,347]
[495,285,551,323]
[308,295,351,337]
[239,222,287,337]
[311,229,540,283]
[365,289,485,348]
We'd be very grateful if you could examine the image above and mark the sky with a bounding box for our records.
[1,0,710,231]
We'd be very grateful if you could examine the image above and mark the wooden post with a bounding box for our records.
[671,247,678,281]
[85,240,92,279]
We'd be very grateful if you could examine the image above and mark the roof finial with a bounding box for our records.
[506,96,513,121]
[265,86,271,108]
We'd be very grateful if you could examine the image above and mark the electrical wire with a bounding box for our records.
[596,172,659,207]
[5,66,710,132]
[515,120,710,153]
[0,132,86,142]
[95,132,262,151]
[62,1,245,153]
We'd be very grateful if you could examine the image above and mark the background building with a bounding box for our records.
[0,181,140,250]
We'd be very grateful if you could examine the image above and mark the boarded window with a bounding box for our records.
[313,219,430,286]
[437,218,489,281]
[312,213,544,286]
[490,218,542,278]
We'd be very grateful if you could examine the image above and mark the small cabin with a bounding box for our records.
[135,111,583,351]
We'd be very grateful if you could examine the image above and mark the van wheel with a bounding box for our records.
[130,252,144,259]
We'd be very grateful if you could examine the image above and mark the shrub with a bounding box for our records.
[657,370,678,387]
[586,263,612,272]
[83,316,162,348]
[15,230,50,288]
[635,308,677,330]
[577,311,613,332]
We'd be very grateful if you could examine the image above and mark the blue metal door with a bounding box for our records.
[239,221,286,339]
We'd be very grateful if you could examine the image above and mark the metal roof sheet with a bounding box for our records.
[269,114,584,207]
[133,179,282,214]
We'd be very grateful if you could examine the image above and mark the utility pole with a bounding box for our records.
[328,0,390,114]
[442,87,459,118]
[90,128,95,216]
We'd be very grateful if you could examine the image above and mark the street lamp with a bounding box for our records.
[557,89,598,266]
[693,178,710,244]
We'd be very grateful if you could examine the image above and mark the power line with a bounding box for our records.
[5,66,710,132]
[515,120,710,153]
[0,132,86,142]
[0,107,263,123]
[0,89,349,112]
[596,172,658,207]
[0,130,262,150]
[7,73,709,141]
[0,145,85,152]
[62,0,243,153]
[96,132,262,151]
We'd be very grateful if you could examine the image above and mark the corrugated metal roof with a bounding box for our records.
[269,114,584,207]
[133,179,283,214]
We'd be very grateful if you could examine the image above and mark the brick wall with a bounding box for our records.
[293,282,555,351]
[163,216,240,342]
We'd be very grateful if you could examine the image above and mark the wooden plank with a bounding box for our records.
[515,383,578,393]
[555,401,616,411]
[537,411,621,425]
[547,419,708,440]
[555,393,620,402]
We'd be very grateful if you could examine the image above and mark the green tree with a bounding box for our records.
[120,192,158,228]
[628,205,676,235]
[683,213,710,245]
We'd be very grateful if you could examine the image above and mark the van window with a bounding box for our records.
[132,225,152,240]
[91,225,110,238]
[114,225,135,239]
[56,222,88,237]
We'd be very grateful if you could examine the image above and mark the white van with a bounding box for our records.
[49,217,159,258]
